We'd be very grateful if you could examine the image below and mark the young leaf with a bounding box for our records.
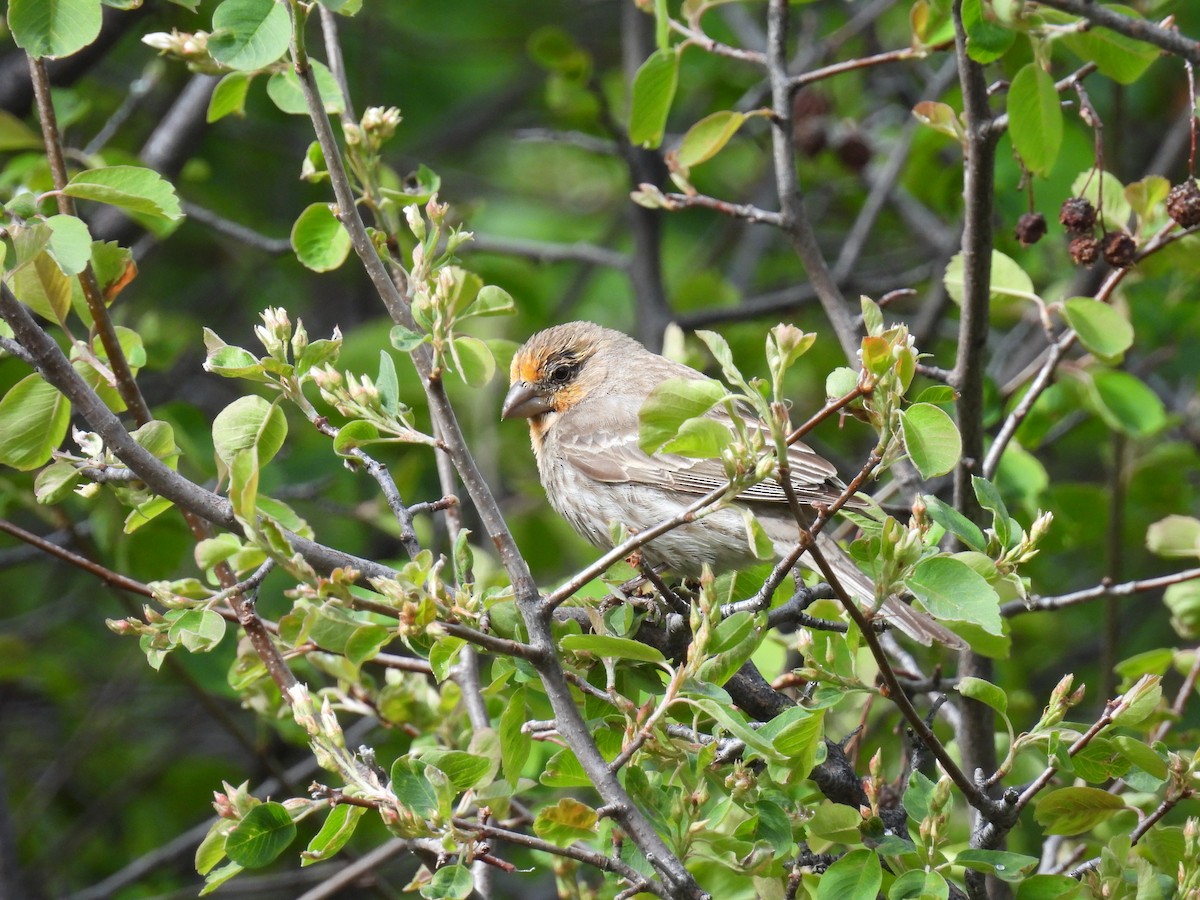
[63,166,183,221]
[8,0,103,59]
[944,250,1038,306]
[212,396,288,467]
[1146,515,1200,558]
[301,805,365,866]
[628,48,679,149]
[0,375,72,471]
[957,676,1008,714]
[898,403,962,479]
[208,0,292,71]
[961,0,1015,63]
[906,556,1002,634]
[954,850,1039,883]
[1007,63,1063,176]
[1033,786,1126,836]
[207,72,254,122]
[265,62,346,116]
[815,848,882,900]
[44,215,93,276]
[420,864,473,900]
[1071,169,1131,232]
[533,798,598,847]
[450,335,496,387]
[1084,369,1166,438]
[676,110,748,171]
[291,203,351,272]
[1062,298,1133,362]
[1063,19,1158,85]
[638,376,726,454]
[559,634,666,663]
[224,802,297,868]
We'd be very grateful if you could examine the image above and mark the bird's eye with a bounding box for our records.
[548,364,575,385]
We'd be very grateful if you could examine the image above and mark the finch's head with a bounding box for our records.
[502,322,639,430]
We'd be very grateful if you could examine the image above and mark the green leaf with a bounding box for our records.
[1146,515,1200,558]
[332,420,381,456]
[10,251,73,323]
[208,0,292,71]
[676,110,748,172]
[420,864,473,900]
[207,72,253,123]
[1085,369,1166,438]
[816,848,882,900]
[559,634,666,663]
[767,708,824,780]
[805,801,863,851]
[958,676,1007,714]
[301,804,365,866]
[1126,175,1171,221]
[63,166,183,221]
[8,0,103,59]
[922,495,986,551]
[0,109,45,150]
[224,802,297,868]
[1013,874,1083,900]
[265,62,346,115]
[1033,786,1125,836]
[0,375,72,470]
[661,416,732,459]
[533,797,598,847]
[35,460,82,504]
[912,100,964,144]
[955,849,1039,882]
[961,0,1015,63]
[945,250,1038,306]
[1062,11,1158,85]
[890,870,949,900]
[390,758,439,817]
[44,215,93,276]
[212,395,288,467]
[638,377,727,454]
[499,688,529,788]
[167,608,227,652]
[1007,64,1062,176]
[376,351,399,415]
[1071,169,1131,232]
[628,48,679,149]
[465,284,515,318]
[1062,298,1133,362]
[899,403,962,479]
[1164,580,1200,639]
[418,750,492,792]
[449,335,496,387]
[907,556,1002,634]
[290,203,351,272]
[389,324,429,352]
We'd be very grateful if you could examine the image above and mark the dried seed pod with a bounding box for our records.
[1102,231,1137,268]
[1059,197,1097,234]
[1069,234,1100,266]
[1166,179,1200,229]
[1015,212,1047,247]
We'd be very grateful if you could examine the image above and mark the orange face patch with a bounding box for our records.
[512,353,547,386]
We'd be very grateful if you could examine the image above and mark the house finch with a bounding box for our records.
[502,321,964,649]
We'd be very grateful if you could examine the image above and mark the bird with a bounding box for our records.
[501,321,964,649]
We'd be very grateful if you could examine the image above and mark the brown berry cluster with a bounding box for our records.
[1167,179,1200,229]
[1015,212,1047,247]
[1058,195,1137,268]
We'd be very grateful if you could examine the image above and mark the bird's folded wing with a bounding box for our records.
[560,395,852,507]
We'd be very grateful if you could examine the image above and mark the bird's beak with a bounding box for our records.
[501,381,553,420]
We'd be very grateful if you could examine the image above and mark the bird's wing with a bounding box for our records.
[558,395,853,507]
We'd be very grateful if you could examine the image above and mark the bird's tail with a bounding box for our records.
[814,534,967,650]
